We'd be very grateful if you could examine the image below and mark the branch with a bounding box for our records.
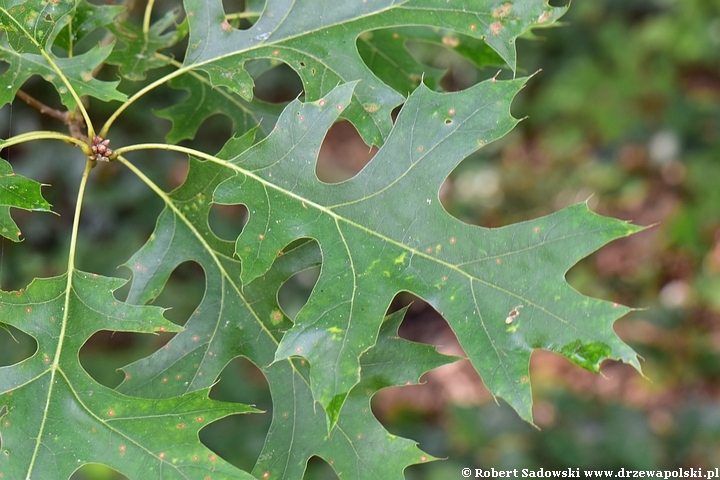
[16,90,69,124]
[15,90,88,143]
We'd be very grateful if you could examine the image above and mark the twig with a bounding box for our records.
[15,90,88,143]
[15,90,69,124]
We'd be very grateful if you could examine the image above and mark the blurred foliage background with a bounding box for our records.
[1,0,720,477]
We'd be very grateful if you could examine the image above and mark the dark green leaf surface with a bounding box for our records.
[106,8,186,81]
[0,271,257,479]
[116,131,284,397]
[357,27,505,94]
[54,0,124,52]
[254,309,458,479]
[211,80,642,426]
[357,27,447,94]
[154,73,283,143]
[181,0,565,146]
[0,37,126,110]
[118,138,453,476]
[0,2,647,477]
[0,158,52,241]
[0,0,75,54]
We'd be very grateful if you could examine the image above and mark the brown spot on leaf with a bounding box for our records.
[537,11,552,24]
[492,3,512,18]
[442,35,459,47]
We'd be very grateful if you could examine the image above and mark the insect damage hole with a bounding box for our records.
[505,305,523,324]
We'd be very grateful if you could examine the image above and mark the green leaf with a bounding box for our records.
[114,130,284,399]
[0,271,257,479]
[357,27,447,94]
[181,0,566,146]
[54,0,124,52]
[357,27,505,94]
[154,73,283,143]
[0,157,52,241]
[0,0,76,54]
[116,136,454,476]
[211,80,642,427]
[106,8,187,81]
[254,308,458,479]
[0,37,127,110]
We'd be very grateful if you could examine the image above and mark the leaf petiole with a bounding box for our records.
[26,159,93,478]
[142,0,157,37]
[1,131,91,155]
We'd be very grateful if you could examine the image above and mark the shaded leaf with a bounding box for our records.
[0,271,257,479]
[357,27,505,94]
[211,80,642,427]
[106,8,187,81]
[357,27,447,94]
[0,157,52,241]
[54,0,124,52]
[253,308,459,479]
[154,73,283,143]
[118,140,453,477]
[0,37,126,110]
[0,0,75,54]
[181,0,566,146]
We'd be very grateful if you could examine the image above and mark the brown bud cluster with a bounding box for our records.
[89,136,113,162]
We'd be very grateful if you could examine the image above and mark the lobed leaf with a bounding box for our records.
[0,157,52,242]
[181,0,566,146]
[210,81,643,427]
[0,2,646,478]
[254,309,458,479]
[0,271,257,479]
[117,139,456,476]
[0,37,126,110]
[0,0,76,54]
[154,73,283,144]
[106,8,187,82]
[53,0,124,52]
[357,26,505,94]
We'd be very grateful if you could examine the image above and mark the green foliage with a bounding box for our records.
[0,158,51,241]
[0,1,643,478]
